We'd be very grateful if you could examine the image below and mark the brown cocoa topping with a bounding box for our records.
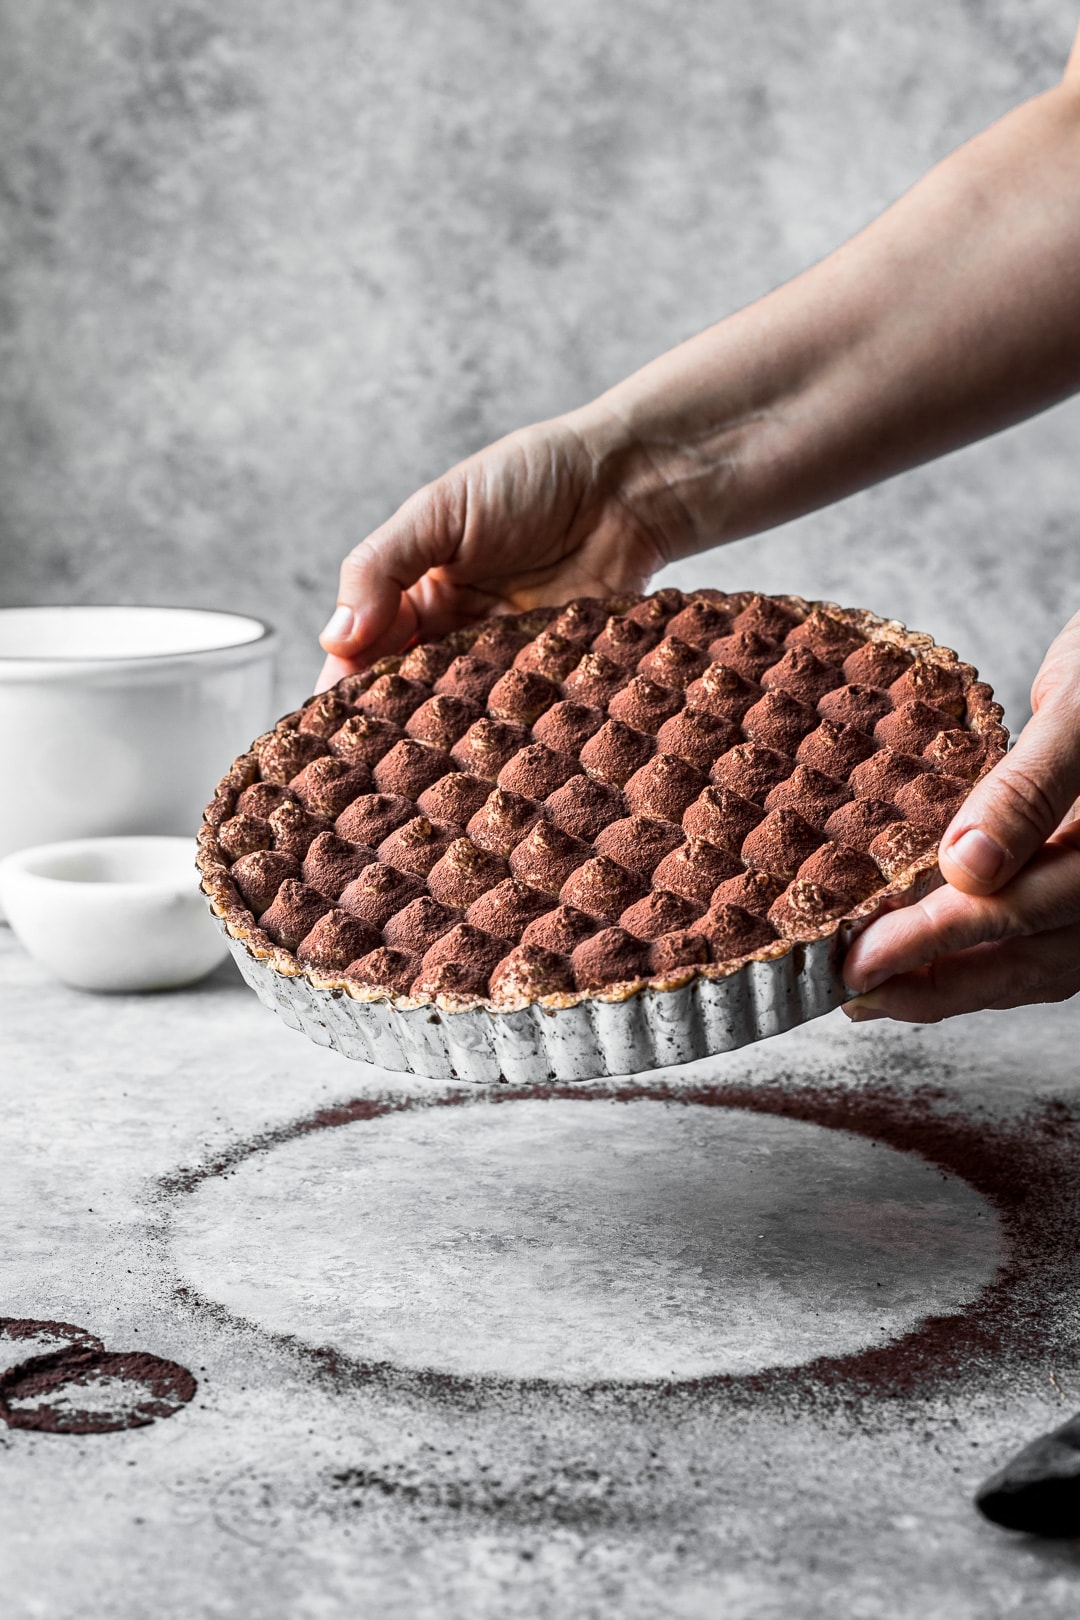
[398,641,456,683]
[334,791,415,846]
[593,816,685,876]
[591,614,659,667]
[543,774,626,841]
[874,699,950,755]
[665,599,733,648]
[796,720,875,778]
[258,879,332,950]
[382,895,464,953]
[417,771,493,825]
[373,738,453,798]
[685,662,762,723]
[236,781,295,819]
[708,869,785,916]
[624,751,707,821]
[624,587,685,626]
[868,819,936,879]
[651,836,741,904]
[768,878,848,939]
[682,784,764,853]
[823,797,900,852]
[894,772,969,836]
[579,718,656,786]
[741,807,824,878]
[691,902,778,960]
[268,800,331,860]
[327,713,404,766]
[619,888,703,940]
[230,849,299,915]
[764,764,852,829]
[742,689,818,754]
[218,813,272,863]
[922,728,989,781]
[842,639,913,689]
[607,675,684,734]
[465,878,555,942]
[298,692,353,739]
[415,923,510,995]
[848,745,925,801]
[289,756,372,819]
[450,717,531,780]
[561,650,632,707]
[301,831,377,899]
[427,838,510,907]
[704,629,780,683]
[817,683,893,732]
[433,653,504,705]
[297,908,381,974]
[377,814,460,877]
[466,787,543,855]
[648,929,710,975]
[532,699,605,754]
[637,635,710,690]
[550,598,610,642]
[761,645,842,706]
[488,944,574,1003]
[560,855,645,920]
[487,667,560,725]
[497,741,583,799]
[655,707,739,771]
[345,945,422,996]
[337,862,425,929]
[785,608,864,665]
[709,741,794,805]
[890,657,966,717]
[256,729,327,785]
[797,841,883,904]
[570,926,649,990]
[405,693,481,750]
[520,903,599,954]
[508,819,591,894]
[469,621,533,668]
[731,594,802,641]
[358,673,430,725]
[512,630,582,682]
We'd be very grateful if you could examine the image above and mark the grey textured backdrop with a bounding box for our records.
[1,0,1077,721]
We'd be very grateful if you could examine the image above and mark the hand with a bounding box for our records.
[316,410,678,690]
[843,610,1080,1023]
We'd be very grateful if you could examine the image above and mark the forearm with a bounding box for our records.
[569,72,1080,558]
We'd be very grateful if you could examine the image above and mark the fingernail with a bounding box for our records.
[321,604,356,644]
[844,995,889,1024]
[944,827,1005,884]
[844,965,889,996]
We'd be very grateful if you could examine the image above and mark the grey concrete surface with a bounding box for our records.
[1,0,1078,715]
[5,928,1080,1617]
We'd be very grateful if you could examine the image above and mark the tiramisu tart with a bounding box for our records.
[198,591,1007,1082]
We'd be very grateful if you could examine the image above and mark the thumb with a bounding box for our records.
[939,619,1080,895]
[319,478,466,663]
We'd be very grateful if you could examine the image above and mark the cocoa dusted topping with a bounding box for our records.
[704,629,780,684]
[593,816,685,876]
[848,746,924,802]
[785,608,864,665]
[893,772,969,836]
[560,855,645,920]
[327,713,404,766]
[434,653,504,705]
[637,635,710,690]
[345,945,422,996]
[469,621,533,668]
[520,903,599,954]
[508,819,591,894]
[591,614,659,667]
[532,699,605,754]
[465,877,554,942]
[466,787,543,855]
[742,689,818,754]
[842,639,913,689]
[450,717,531,780]
[579,718,656,786]
[358,674,430,726]
[709,742,794,805]
[236,781,296,819]
[890,657,966,718]
[289,756,372,820]
[655,707,739,771]
[397,640,456,683]
[405,693,481,750]
[964,680,1004,730]
[268,800,331,860]
[651,836,741,904]
[413,923,511,999]
[624,752,707,821]
[874,699,950,755]
[619,888,703,940]
[258,879,332,950]
[334,791,415,846]
[377,815,460,877]
[648,929,709,976]
[570,926,649,990]
[922,728,989,782]
[301,831,377,900]
[760,645,842,706]
[764,764,852,829]
[334,670,378,703]
[823,797,900,852]
[625,587,685,626]
[297,908,381,974]
[488,944,574,1004]
[373,738,453,798]
[796,841,882,905]
[868,819,936,880]
[512,630,583,683]
[549,598,610,642]
[417,771,492,826]
[682,785,764,854]
[731,594,802,641]
[382,895,464,954]
[337,862,425,929]
[608,675,684,734]
[684,662,762,723]
[256,728,327,785]
[230,849,299,915]
[665,598,733,649]
[691,903,777,960]
[487,667,560,726]
[298,692,353,739]
[796,720,875,778]
[543,774,626,841]
[708,869,785,916]
[218,813,272,863]
[767,879,847,940]
[427,838,510,908]
[741,807,823,878]
[817,683,893,732]
[498,741,583,798]
[562,650,632,708]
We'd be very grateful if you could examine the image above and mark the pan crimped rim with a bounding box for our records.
[197,594,1007,1024]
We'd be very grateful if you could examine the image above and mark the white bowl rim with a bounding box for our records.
[0,604,275,669]
[0,835,201,895]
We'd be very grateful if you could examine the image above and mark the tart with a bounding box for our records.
[198,592,1007,1081]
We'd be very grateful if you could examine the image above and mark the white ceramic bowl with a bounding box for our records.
[0,606,277,872]
[0,837,229,992]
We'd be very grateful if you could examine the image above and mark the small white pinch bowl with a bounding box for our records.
[0,836,229,992]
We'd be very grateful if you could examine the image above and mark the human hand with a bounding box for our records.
[843,610,1080,1023]
[316,410,677,690]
